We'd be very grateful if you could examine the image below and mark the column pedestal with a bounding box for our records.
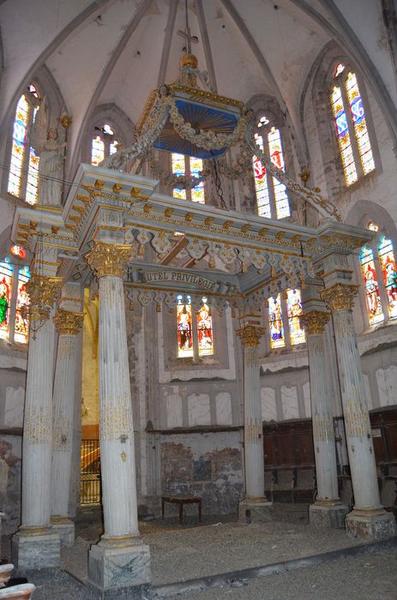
[88,537,151,595]
[309,501,348,530]
[345,509,396,540]
[239,498,273,523]
[12,528,60,570]
[50,517,75,546]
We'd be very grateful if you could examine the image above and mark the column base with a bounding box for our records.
[88,536,151,593]
[309,501,349,529]
[239,498,273,523]
[11,527,60,569]
[50,516,75,546]
[346,508,396,541]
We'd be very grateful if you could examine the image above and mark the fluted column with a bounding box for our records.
[301,309,348,528]
[237,316,271,522]
[85,241,150,591]
[12,274,63,569]
[51,308,83,545]
[322,284,396,539]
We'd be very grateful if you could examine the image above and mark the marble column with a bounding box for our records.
[322,283,396,540]
[51,307,83,546]
[237,314,272,523]
[301,308,348,528]
[85,241,151,593]
[12,274,63,569]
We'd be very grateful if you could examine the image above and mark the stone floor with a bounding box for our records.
[3,510,397,599]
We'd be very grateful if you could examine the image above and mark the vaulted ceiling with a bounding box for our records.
[0,0,395,176]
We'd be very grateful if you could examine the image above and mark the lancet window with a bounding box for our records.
[177,295,214,359]
[267,289,305,350]
[330,64,375,187]
[91,123,119,166]
[252,115,290,219]
[171,153,205,204]
[359,222,397,327]
[0,256,30,344]
[8,84,41,204]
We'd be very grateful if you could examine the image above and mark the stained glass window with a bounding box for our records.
[171,154,205,203]
[14,266,31,344]
[253,119,290,219]
[0,261,13,341]
[197,297,214,356]
[359,246,384,326]
[331,67,375,186]
[91,123,120,165]
[287,289,305,345]
[8,87,40,204]
[378,236,397,320]
[177,295,193,357]
[0,259,30,344]
[91,136,105,166]
[268,294,285,349]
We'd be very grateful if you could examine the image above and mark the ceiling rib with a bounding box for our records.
[157,0,179,87]
[0,0,114,135]
[67,0,152,181]
[195,0,218,93]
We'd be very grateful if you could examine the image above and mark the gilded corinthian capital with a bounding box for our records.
[320,284,359,312]
[236,324,265,347]
[54,309,84,335]
[26,274,63,321]
[85,241,132,278]
[301,310,330,335]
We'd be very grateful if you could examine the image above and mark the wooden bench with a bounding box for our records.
[161,495,202,523]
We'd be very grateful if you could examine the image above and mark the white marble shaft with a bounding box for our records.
[243,345,265,500]
[332,309,381,510]
[22,317,56,528]
[307,332,339,502]
[51,332,81,518]
[98,275,139,537]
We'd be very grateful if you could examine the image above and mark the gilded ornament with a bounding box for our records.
[94,179,105,190]
[27,275,63,321]
[60,114,72,129]
[236,324,265,347]
[301,310,330,335]
[85,241,132,278]
[321,284,359,312]
[54,309,84,335]
[113,183,123,193]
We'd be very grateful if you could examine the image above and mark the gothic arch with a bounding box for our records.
[81,103,136,165]
[306,41,381,203]
[0,65,68,200]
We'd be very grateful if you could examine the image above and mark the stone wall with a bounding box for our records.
[160,431,243,516]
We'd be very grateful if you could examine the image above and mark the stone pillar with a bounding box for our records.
[322,283,396,540]
[85,241,151,593]
[12,273,63,569]
[237,314,272,523]
[301,304,348,529]
[51,297,83,546]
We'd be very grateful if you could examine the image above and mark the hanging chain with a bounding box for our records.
[213,160,227,210]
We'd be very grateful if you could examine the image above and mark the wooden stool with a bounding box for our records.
[161,495,202,523]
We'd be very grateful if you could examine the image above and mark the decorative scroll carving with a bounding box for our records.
[85,241,132,278]
[236,324,265,347]
[301,310,330,335]
[321,284,359,312]
[54,309,84,335]
[27,274,63,321]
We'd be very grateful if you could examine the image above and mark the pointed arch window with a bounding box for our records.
[359,223,397,327]
[171,153,205,204]
[177,295,214,359]
[267,289,305,351]
[253,115,290,219]
[8,84,41,204]
[91,123,119,166]
[0,258,30,344]
[331,64,375,187]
